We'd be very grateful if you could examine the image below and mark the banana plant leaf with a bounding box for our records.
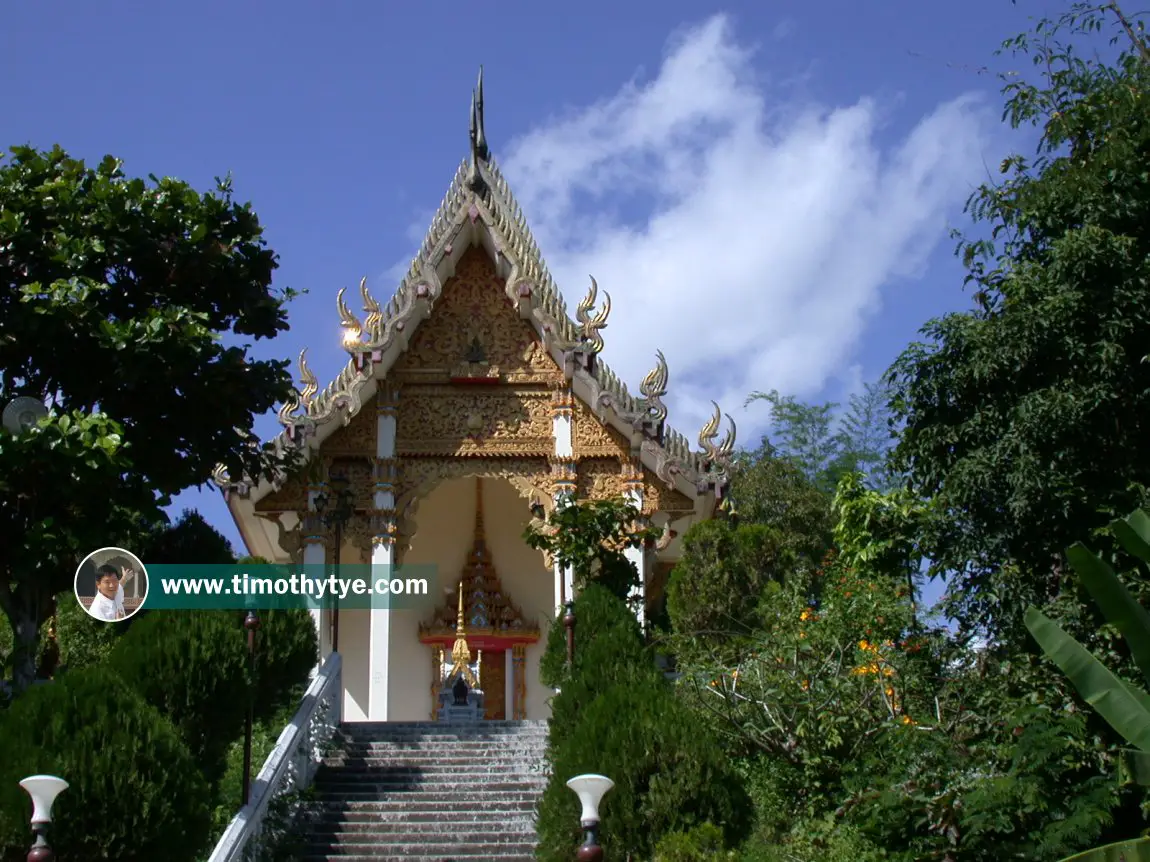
[1024,608,1150,752]
[1111,509,1150,564]
[1119,749,1150,786]
[1066,538,1150,688]
[1058,837,1150,861]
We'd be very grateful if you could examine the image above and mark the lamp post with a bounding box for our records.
[241,608,261,806]
[564,600,576,669]
[19,775,67,862]
[566,774,613,861]
[314,472,354,652]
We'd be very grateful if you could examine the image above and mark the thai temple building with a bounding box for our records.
[212,72,736,723]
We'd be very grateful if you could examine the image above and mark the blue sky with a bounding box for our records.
[3,1,1059,581]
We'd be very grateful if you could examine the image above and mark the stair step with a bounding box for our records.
[311,828,535,845]
[292,721,545,859]
[301,840,537,856]
[314,785,544,797]
[311,800,539,816]
[311,819,534,835]
[319,767,542,781]
[300,854,535,862]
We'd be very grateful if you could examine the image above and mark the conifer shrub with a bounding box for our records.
[536,584,752,860]
[52,589,127,672]
[540,584,654,749]
[654,823,729,861]
[539,582,646,686]
[536,676,752,861]
[0,664,212,861]
[244,608,318,723]
[107,610,249,785]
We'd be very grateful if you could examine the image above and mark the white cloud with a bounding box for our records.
[498,14,992,442]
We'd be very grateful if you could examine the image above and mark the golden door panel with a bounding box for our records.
[481,650,506,720]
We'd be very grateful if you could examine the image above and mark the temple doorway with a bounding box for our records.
[481,650,506,720]
[419,477,540,721]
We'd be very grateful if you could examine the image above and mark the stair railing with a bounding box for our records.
[207,652,343,862]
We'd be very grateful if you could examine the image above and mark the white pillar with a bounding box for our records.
[623,464,647,629]
[551,389,576,610]
[303,484,328,658]
[369,384,398,721]
[505,648,514,719]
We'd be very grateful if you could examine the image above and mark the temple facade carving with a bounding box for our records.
[215,73,736,722]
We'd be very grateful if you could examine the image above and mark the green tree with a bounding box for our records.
[0,145,297,692]
[523,497,659,609]
[0,665,213,861]
[666,520,800,655]
[745,381,897,495]
[885,3,1150,644]
[140,509,236,564]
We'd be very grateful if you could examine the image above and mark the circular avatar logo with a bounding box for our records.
[75,547,149,622]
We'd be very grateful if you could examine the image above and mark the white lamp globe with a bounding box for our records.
[19,775,68,824]
[566,774,614,825]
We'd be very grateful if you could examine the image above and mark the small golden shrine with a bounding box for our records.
[446,582,477,687]
[420,477,539,719]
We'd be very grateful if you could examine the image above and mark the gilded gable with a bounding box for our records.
[571,398,631,459]
[321,397,378,456]
[254,474,307,513]
[391,248,562,385]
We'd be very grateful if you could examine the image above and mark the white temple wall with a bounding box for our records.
[388,476,555,721]
[340,608,372,721]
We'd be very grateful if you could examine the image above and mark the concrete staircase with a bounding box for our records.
[300,720,549,861]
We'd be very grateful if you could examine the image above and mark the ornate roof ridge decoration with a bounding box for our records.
[419,477,538,640]
[213,70,736,500]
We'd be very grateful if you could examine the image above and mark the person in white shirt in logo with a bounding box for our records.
[88,566,123,621]
[114,564,136,617]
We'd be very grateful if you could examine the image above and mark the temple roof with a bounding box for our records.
[213,69,735,509]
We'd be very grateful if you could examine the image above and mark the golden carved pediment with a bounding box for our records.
[643,470,696,518]
[391,248,563,385]
[254,475,308,513]
[395,387,553,457]
[572,398,632,459]
[322,399,378,456]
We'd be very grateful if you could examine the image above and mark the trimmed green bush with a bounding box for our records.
[107,610,249,785]
[654,823,730,861]
[536,676,752,861]
[209,703,296,838]
[52,590,127,672]
[246,609,318,724]
[667,520,797,653]
[540,583,655,750]
[536,584,752,861]
[540,582,647,687]
[0,665,212,861]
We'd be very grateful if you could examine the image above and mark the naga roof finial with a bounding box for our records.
[474,66,488,160]
[467,66,489,193]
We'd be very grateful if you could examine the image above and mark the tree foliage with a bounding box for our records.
[524,497,659,608]
[886,3,1150,643]
[535,585,751,861]
[666,520,800,655]
[0,665,213,861]
[107,611,251,786]
[140,509,236,564]
[0,145,297,690]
